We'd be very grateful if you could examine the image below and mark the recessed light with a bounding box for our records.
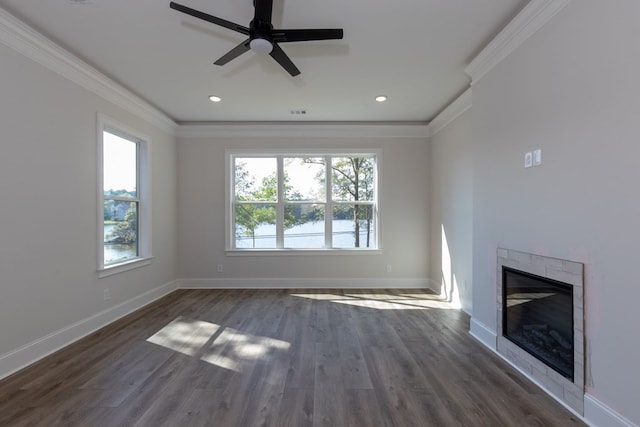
[375,95,387,103]
[209,95,222,103]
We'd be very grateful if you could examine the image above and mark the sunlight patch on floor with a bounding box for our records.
[331,299,427,310]
[201,327,290,373]
[397,293,442,300]
[147,317,290,373]
[290,293,358,301]
[343,293,416,300]
[292,293,457,310]
[147,316,220,357]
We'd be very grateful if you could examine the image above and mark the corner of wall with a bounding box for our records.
[469,317,497,350]
[464,0,572,85]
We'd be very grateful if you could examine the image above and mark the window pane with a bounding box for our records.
[235,157,277,201]
[331,156,375,202]
[235,204,276,248]
[284,157,325,201]
[284,204,325,248]
[103,131,137,197]
[104,200,138,264]
[332,204,376,248]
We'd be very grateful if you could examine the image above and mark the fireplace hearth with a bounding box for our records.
[496,249,584,414]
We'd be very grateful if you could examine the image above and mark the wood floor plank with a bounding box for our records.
[283,299,317,389]
[313,341,347,427]
[165,387,227,427]
[337,320,373,390]
[343,389,386,427]
[0,289,586,426]
[361,343,431,392]
[101,352,195,426]
[276,387,314,427]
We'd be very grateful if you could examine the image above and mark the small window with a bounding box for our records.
[98,116,150,274]
[228,152,379,251]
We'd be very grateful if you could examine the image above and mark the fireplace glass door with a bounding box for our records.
[502,267,574,380]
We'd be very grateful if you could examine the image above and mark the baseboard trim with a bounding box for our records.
[469,317,497,350]
[0,280,178,380]
[178,277,430,290]
[584,394,638,427]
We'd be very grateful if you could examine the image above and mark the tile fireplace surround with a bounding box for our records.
[496,248,585,414]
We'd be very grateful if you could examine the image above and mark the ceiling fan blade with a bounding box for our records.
[254,0,273,24]
[214,39,251,65]
[170,2,249,35]
[273,28,343,43]
[269,43,300,76]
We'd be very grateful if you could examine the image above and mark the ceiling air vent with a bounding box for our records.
[67,0,95,4]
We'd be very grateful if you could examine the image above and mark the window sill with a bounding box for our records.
[98,257,153,278]
[225,249,382,257]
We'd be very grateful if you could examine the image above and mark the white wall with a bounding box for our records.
[428,109,473,313]
[177,135,430,286]
[470,1,640,424]
[0,42,177,375]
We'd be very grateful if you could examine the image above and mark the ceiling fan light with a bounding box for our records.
[250,38,273,54]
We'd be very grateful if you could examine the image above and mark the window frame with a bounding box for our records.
[97,114,152,276]
[226,149,382,255]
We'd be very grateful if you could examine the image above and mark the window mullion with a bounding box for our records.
[105,195,140,203]
[325,155,332,248]
[276,156,284,248]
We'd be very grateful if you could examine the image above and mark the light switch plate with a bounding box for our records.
[533,149,542,166]
[524,152,533,168]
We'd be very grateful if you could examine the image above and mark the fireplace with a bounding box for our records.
[496,249,584,414]
[502,267,573,381]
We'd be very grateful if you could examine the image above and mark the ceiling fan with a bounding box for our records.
[169,0,344,76]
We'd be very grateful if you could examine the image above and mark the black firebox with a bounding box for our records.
[502,267,574,380]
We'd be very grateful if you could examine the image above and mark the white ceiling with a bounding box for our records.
[0,0,527,123]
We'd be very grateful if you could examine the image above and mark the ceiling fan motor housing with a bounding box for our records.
[249,19,273,43]
[249,19,274,53]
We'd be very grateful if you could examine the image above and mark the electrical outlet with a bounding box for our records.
[385,264,392,273]
[103,288,111,301]
[524,152,533,168]
[217,264,224,273]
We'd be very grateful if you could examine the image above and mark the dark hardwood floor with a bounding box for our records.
[0,289,585,426]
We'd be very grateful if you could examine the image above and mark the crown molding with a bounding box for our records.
[0,7,177,134]
[426,88,472,137]
[465,0,572,84]
[176,122,430,139]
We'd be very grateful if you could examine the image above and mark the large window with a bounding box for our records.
[98,116,150,274]
[229,152,379,251]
